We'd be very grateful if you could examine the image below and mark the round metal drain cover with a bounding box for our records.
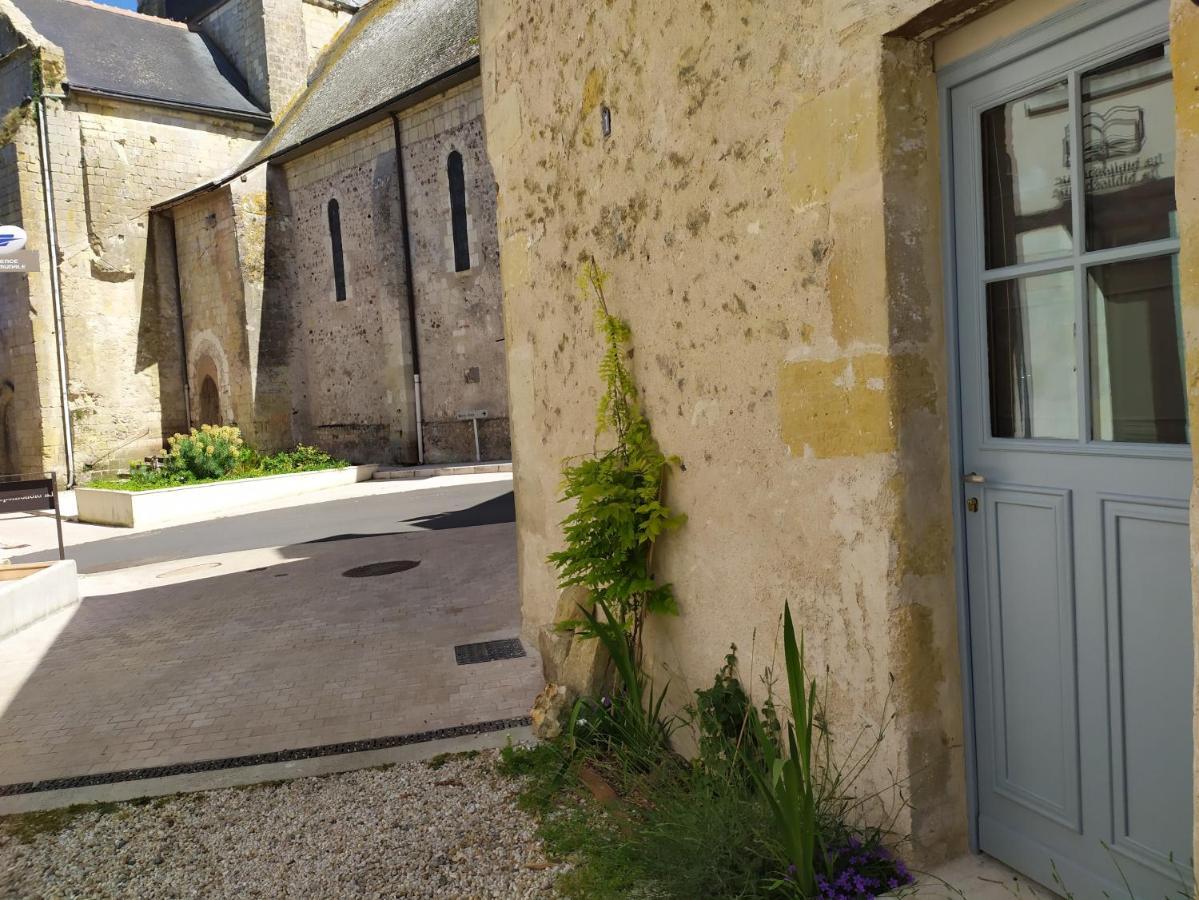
[342,560,420,578]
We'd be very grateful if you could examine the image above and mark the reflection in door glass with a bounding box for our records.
[1082,44,1176,251]
[987,271,1078,440]
[981,80,1072,269]
[1089,256,1186,444]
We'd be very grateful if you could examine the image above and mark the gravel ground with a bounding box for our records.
[0,750,565,899]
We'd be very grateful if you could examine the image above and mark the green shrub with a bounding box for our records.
[163,424,244,481]
[260,444,342,474]
[90,431,346,491]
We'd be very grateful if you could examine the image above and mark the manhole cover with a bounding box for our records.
[454,638,526,665]
[156,562,222,579]
[342,560,420,578]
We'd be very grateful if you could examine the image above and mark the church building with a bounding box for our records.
[0,0,507,482]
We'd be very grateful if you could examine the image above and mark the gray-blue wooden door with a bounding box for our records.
[948,2,1193,896]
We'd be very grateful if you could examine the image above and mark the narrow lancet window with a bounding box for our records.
[448,151,470,272]
[327,198,347,301]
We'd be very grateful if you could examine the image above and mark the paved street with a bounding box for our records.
[0,478,540,790]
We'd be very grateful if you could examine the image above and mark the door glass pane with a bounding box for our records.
[1082,43,1176,251]
[987,271,1078,439]
[1088,256,1186,443]
[981,80,1073,269]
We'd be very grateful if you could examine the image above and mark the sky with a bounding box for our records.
[93,0,141,9]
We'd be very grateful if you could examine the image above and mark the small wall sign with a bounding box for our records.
[0,225,37,273]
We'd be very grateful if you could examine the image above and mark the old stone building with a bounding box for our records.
[0,0,507,481]
[482,0,1199,895]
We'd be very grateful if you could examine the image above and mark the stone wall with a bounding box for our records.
[477,0,1018,863]
[300,0,350,73]
[0,43,42,477]
[172,186,247,431]
[278,118,416,463]
[168,79,509,467]
[45,94,263,478]
[171,164,287,447]
[399,80,509,462]
[197,0,307,114]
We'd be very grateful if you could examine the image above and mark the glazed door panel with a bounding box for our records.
[946,2,1193,896]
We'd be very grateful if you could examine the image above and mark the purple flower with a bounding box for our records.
[600,695,612,710]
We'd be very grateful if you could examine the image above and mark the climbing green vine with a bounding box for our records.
[548,259,686,664]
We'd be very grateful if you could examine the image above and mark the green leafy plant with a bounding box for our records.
[501,625,913,899]
[259,444,341,474]
[743,605,819,896]
[548,259,685,668]
[567,595,676,762]
[693,644,780,779]
[90,430,347,491]
[164,424,244,480]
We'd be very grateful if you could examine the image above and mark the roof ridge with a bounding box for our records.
[55,0,189,28]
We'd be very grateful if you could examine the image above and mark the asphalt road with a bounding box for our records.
[15,482,515,574]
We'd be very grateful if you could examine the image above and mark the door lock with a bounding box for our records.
[967,498,979,513]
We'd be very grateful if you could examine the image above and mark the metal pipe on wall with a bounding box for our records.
[390,112,424,465]
[35,93,75,487]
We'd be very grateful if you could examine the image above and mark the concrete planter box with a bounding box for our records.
[75,465,378,528]
[0,561,79,639]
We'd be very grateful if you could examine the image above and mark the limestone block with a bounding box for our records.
[529,682,572,741]
[555,584,592,624]
[537,623,571,683]
[560,635,610,700]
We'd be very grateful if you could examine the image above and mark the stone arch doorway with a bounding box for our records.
[198,375,220,427]
[190,352,226,427]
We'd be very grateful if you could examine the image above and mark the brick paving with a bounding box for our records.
[0,523,539,787]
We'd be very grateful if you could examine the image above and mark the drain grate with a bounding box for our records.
[454,638,526,665]
[342,560,420,578]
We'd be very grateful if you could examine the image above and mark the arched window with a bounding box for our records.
[447,150,470,272]
[327,198,347,301]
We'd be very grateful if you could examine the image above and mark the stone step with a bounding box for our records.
[372,461,512,481]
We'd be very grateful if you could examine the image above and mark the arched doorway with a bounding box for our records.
[198,375,221,426]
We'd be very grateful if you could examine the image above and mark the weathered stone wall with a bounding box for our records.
[477,0,1031,863]
[300,0,350,74]
[197,0,307,114]
[171,165,283,446]
[45,94,263,477]
[0,43,42,477]
[278,118,416,463]
[399,80,509,462]
[168,80,509,466]
[173,187,248,431]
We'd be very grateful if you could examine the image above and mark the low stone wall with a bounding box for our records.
[0,561,79,639]
[75,465,377,528]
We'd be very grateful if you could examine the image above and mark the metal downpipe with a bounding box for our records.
[391,112,424,465]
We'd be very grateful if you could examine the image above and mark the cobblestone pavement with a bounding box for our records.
[0,495,539,788]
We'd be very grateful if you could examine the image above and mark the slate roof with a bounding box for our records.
[244,0,477,165]
[17,0,268,121]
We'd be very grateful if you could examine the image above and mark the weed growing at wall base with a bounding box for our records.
[502,605,915,899]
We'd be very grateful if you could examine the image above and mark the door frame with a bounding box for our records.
[934,0,1175,856]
